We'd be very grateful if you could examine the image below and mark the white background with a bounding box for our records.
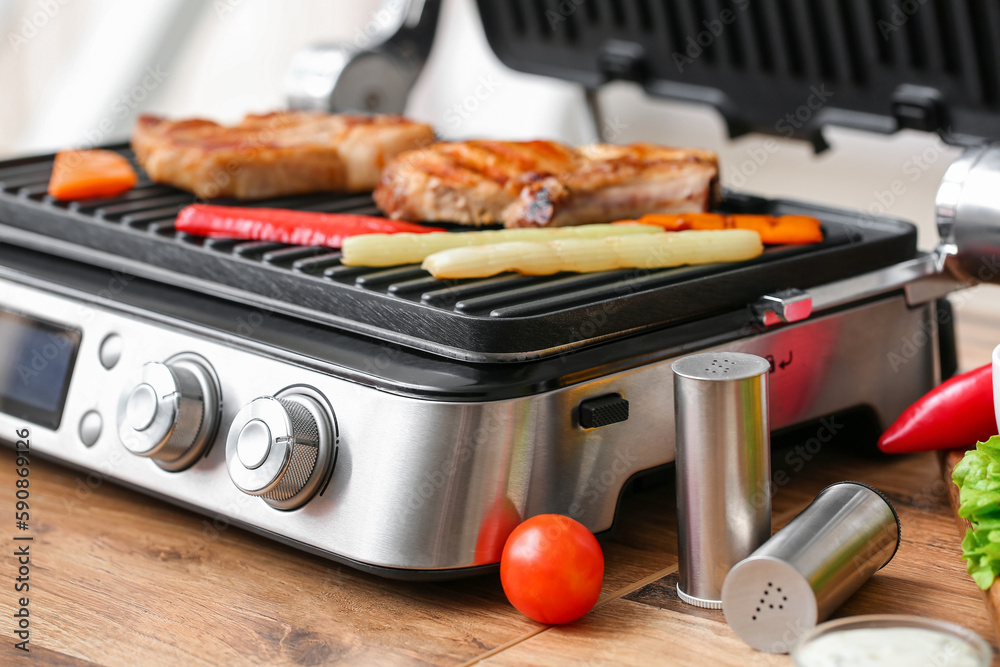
[1,0,997,347]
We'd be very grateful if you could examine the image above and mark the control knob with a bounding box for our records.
[225,389,334,510]
[117,356,221,471]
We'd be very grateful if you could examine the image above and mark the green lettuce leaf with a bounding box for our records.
[954,436,1000,590]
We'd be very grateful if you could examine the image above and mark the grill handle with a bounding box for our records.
[936,143,1000,285]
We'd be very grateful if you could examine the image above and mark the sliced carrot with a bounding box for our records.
[47,149,138,201]
[618,213,824,245]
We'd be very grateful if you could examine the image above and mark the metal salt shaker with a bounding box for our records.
[673,352,772,609]
[721,481,901,653]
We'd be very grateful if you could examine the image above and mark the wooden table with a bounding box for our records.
[7,300,1000,666]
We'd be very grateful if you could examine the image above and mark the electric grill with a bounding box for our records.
[1,0,996,579]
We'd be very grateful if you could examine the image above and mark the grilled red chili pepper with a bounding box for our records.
[878,363,996,453]
[175,204,444,248]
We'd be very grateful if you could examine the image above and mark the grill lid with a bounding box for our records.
[0,147,916,361]
[476,0,1000,150]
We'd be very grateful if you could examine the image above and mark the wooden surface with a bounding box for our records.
[4,305,999,666]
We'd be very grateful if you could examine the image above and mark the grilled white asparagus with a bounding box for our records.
[421,230,763,279]
[340,223,663,267]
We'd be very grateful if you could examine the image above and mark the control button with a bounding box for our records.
[117,355,221,472]
[579,393,629,428]
[99,334,123,369]
[79,411,102,447]
[237,419,271,469]
[125,383,158,431]
[226,390,334,510]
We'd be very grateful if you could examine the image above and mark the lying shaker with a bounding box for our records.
[721,481,901,653]
[673,352,772,609]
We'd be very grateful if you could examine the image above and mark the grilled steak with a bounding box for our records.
[373,140,719,227]
[132,111,435,200]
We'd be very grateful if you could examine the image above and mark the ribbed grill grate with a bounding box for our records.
[0,147,916,359]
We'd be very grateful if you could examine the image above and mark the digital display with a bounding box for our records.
[0,309,80,429]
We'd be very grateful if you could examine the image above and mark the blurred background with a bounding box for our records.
[0,0,996,363]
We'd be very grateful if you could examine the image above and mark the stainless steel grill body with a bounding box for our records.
[0,263,939,577]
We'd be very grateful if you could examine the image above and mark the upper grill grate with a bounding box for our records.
[478,0,1000,148]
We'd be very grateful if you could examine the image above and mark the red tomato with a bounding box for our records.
[500,514,604,624]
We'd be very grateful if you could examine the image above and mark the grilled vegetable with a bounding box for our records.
[341,223,664,267]
[175,204,444,248]
[625,213,823,245]
[421,229,763,279]
[47,149,137,201]
[878,363,996,454]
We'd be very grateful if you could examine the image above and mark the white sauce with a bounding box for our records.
[795,628,984,667]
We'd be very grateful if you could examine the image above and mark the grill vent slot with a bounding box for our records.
[966,0,999,104]
[635,0,654,32]
[932,0,959,74]
[661,0,688,56]
[745,1,774,72]
[835,0,866,84]
[508,0,527,35]
[608,0,627,27]
[530,0,550,39]
[773,1,804,77]
[689,1,716,64]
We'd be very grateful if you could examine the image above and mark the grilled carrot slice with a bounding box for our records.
[623,213,823,245]
[47,149,138,201]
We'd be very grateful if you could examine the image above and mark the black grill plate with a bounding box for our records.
[0,147,916,360]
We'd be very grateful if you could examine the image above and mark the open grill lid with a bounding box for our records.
[0,147,916,361]
[476,0,1000,151]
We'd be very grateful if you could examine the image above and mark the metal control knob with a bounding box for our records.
[225,390,334,510]
[117,356,221,472]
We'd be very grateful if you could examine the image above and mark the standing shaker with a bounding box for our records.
[673,352,772,609]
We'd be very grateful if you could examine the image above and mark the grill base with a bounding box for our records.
[0,260,941,578]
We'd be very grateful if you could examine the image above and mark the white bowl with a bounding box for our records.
[792,615,991,667]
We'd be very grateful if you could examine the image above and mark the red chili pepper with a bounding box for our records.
[175,204,444,248]
[878,363,997,453]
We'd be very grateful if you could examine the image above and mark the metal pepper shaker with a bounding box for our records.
[673,352,772,609]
